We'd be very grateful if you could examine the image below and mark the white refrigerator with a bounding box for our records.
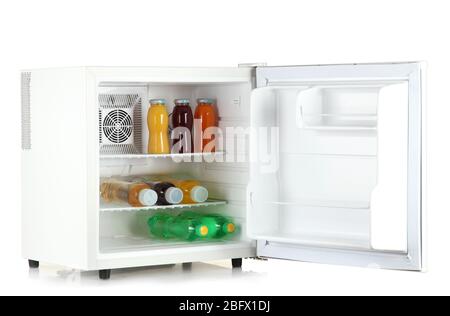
[21,62,426,280]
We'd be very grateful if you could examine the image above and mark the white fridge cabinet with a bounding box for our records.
[21,62,426,279]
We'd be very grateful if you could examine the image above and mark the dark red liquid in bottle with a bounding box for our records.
[172,99,194,153]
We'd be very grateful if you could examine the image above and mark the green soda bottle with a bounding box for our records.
[148,212,209,241]
[168,216,209,241]
[211,215,237,238]
[148,213,173,239]
[178,212,237,239]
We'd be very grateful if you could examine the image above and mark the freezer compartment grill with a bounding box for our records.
[21,72,31,150]
[99,93,142,155]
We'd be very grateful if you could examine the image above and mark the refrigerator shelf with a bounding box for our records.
[100,152,225,160]
[99,236,249,254]
[100,199,227,212]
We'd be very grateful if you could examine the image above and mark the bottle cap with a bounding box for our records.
[150,98,166,105]
[174,98,190,105]
[190,186,209,203]
[197,98,215,104]
[138,189,158,206]
[196,225,209,237]
[224,222,236,234]
[165,187,184,204]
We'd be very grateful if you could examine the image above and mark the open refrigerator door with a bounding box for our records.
[248,62,425,271]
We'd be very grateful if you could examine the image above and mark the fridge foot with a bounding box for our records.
[231,258,242,268]
[28,260,39,269]
[99,269,111,280]
[182,262,193,270]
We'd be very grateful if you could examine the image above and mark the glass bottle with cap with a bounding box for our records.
[172,98,194,154]
[100,179,158,207]
[194,98,218,152]
[148,98,170,154]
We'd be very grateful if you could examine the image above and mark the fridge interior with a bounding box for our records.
[248,81,409,252]
[98,81,253,254]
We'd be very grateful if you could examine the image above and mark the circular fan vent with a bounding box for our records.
[103,110,133,144]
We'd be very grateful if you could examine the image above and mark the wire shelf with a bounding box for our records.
[100,199,227,212]
[100,152,225,160]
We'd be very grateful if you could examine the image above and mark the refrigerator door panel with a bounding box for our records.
[249,62,425,271]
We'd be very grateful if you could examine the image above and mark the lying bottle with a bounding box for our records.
[131,177,184,205]
[161,178,209,204]
[179,212,236,239]
[148,213,209,241]
[100,179,158,207]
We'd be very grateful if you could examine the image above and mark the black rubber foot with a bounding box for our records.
[99,269,111,280]
[28,260,39,269]
[232,258,242,268]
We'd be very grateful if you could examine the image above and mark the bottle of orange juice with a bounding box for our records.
[195,98,218,152]
[100,179,158,207]
[148,99,170,154]
[163,178,209,204]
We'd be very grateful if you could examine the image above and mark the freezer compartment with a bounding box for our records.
[248,81,409,251]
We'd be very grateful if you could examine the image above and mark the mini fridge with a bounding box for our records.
[21,62,426,279]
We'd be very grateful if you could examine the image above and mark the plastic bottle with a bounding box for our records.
[194,98,218,152]
[162,179,209,204]
[148,213,209,241]
[132,177,184,205]
[148,99,170,154]
[147,213,172,238]
[179,212,236,239]
[172,99,194,154]
[100,179,158,207]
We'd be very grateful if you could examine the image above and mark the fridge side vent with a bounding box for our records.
[133,97,143,153]
[99,93,142,155]
[21,72,31,150]
[99,109,102,144]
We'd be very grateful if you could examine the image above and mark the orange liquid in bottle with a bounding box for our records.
[148,99,170,154]
[168,179,209,204]
[100,180,153,207]
[195,99,218,152]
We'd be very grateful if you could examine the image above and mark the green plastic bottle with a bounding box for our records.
[179,212,237,239]
[148,213,209,241]
[148,213,172,239]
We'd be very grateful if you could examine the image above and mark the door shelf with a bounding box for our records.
[251,199,370,209]
[100,199,227,212]
[254,232,370,250]
[302,126,377,131]
[100,152,224,160]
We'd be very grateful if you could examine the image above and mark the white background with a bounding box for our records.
[1,0,449,296]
